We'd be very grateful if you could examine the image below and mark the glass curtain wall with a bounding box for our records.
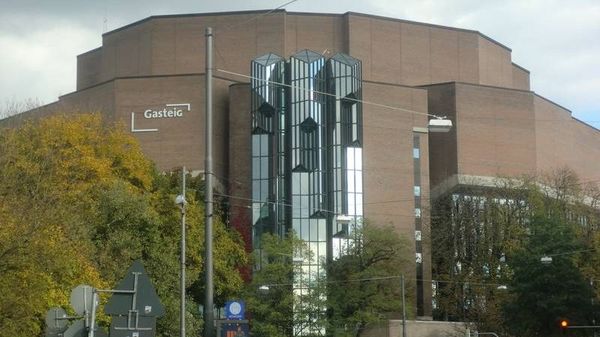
[327,54,363,259]
[289,50,328,336]
[251,53,286,255]
[251,50,363,335]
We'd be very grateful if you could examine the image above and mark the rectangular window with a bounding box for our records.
[413,148,420,159]
[415,208,421,218]
[414,186,421,197]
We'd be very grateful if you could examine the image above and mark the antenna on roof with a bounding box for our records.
[102,0,108,33]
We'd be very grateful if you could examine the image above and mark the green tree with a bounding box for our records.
[430,179,528,329]
[325,224,412,337]
[431,169,600,334]
[503,214,597,337]
[0,114,248,337]
[244,233,323,337]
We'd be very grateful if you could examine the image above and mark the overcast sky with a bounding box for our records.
[1,0,598,128]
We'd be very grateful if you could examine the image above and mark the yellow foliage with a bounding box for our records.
[0,113,151,336]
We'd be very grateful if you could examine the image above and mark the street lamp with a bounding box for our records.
[540,255,553,265]
[428,117,453,133]
[401,275,407,337]
[175,167,187,337]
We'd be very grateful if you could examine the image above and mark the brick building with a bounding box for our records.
[4,10,599,318]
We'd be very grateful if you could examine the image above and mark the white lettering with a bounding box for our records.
[142,105,188,119]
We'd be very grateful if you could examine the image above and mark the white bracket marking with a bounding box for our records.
[165,103,191,111]
[130,112,158,133]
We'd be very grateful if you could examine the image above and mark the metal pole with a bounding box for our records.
[204,26,215,337]
[401,275,407,337]
[181,166,186,337]
[88,291,97,337]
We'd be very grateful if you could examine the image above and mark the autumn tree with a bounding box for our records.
[0,114,247,337]
[0,97,42,119]
[431,169,600,334]
[431,179,528,329]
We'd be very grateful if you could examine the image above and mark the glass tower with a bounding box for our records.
[251,50,363,334]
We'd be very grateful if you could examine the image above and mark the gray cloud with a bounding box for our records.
[0,0,598,127]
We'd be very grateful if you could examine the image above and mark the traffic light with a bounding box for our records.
[559,319,569,334]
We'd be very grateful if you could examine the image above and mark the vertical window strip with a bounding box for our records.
[413,134,424,316]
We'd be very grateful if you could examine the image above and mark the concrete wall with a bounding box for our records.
[392,320,467,337]
[362,319,467,337]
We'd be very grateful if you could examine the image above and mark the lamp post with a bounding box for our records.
[204,26,215,337]
[401,275,407,337]
[175,167,187,337]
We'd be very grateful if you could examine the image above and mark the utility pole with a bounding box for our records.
[179,167,187,337]
[204,26,215,337]
[401,274,407,337]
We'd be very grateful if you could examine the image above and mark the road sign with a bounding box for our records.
[63,320,85,337]
[61,320,108,337]
[45,307,68,330]
[70,285,96,316]
[221,322,249,337]
[105,260,164,317]
[225,300,245,320]
[109,316,157,337]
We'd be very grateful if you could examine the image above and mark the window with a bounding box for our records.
[415,208,421,218]
[414,186,421,197]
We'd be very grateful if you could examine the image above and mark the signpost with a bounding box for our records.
[220,322,249,337]
[44,261,163,337]
[102,260,165,337]
[218,300,248,337]
[104,260,164,317]
[224,300,245,320]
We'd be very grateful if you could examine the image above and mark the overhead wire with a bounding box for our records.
[215,192,429,219]
[216,68,442,119]
[211,0,300,79]
[215,0,299,33]
[194,2,600,219]
[258,274,508,289]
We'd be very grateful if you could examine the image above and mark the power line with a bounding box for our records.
[214,0,299,34]
[213,70,599,128]
[214,68,600,128]
[216,68,441,119]
[212,0,300,70]
[215,192,428,220]
[258,273,507,289]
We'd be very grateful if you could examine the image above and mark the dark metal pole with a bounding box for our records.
[204,26,215,337]
[401,275,407,337]
[180,166,186,337]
